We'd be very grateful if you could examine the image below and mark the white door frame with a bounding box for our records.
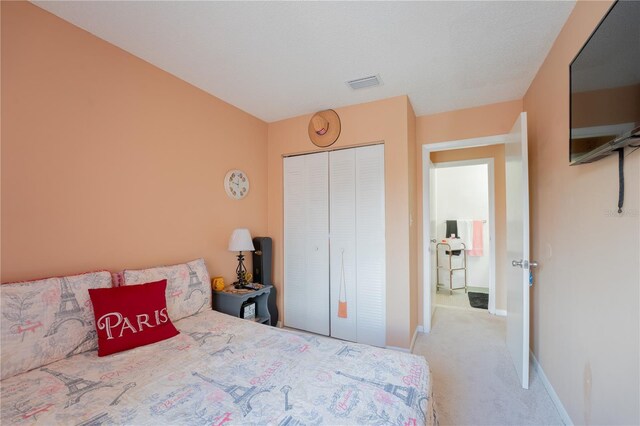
[431,158,496,313]
[422,134,511,332]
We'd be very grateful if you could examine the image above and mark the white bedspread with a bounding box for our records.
[1,309,436,425]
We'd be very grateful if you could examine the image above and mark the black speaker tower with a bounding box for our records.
[252,237,278,326]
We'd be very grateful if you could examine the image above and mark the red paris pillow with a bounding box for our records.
[88,279,179,356]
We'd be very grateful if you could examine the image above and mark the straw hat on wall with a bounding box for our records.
[308,109,341,147]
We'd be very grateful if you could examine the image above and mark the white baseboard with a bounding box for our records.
[386,346,410,353]
[494,309,507,316]
[530,351,573,425]
[387,325,423,353]
[409,325,423,353]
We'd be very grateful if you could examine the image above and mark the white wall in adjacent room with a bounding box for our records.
[435,164,490,288]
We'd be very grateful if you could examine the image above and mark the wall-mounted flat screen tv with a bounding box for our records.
[570,0,640,165]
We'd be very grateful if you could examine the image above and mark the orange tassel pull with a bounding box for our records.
[338,300,348,318]
[338,249,348,319]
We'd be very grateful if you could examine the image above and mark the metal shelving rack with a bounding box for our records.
[436,241,468,295]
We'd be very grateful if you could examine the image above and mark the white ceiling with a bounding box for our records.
[33,1,576,123]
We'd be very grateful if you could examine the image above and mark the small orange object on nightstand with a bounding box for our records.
[211,277,225,291]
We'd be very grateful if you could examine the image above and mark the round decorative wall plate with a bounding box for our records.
[224,169,249,200]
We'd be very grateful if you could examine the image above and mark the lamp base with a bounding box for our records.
[234,251,250,288]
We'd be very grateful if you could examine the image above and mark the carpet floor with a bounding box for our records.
[413,307,564,426]
[435,288,473,309]
[435,287,488,310]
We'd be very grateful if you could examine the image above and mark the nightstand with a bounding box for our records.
[212,285,272,325]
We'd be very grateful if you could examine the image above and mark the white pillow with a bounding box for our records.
[0,271,112,380]
[123,258,211,321]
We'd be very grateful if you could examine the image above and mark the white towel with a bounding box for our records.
[458,220,473,249]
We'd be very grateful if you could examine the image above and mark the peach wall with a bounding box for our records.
[267,96,413,348]
[407,98,418,338]
[523,0,639,424]
[415,100,522,324]
[1,2,267,283]
[416,100,524,145]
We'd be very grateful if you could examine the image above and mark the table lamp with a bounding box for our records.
[228,228,255,289]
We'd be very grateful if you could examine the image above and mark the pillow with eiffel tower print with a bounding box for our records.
[0,270,112,380]
[123,258,211,322]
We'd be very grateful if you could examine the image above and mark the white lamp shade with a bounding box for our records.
[228,228,255,252]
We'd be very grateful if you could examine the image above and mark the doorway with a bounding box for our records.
[422,133,511,334]
[431,159,496,313]
[421,112,532,389]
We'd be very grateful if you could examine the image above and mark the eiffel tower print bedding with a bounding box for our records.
[0,271,112,380]
[0,309,437,425]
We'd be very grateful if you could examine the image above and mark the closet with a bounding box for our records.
[283,144,386,347]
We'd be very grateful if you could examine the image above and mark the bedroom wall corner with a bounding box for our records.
[407,98,419,338]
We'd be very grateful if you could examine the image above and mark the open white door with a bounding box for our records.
[429,162,437,322]
[505,112,533,389]
[423,160,437,332]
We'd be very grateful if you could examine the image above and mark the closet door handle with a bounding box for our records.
[512,259,524,268]
[430,239,437,243]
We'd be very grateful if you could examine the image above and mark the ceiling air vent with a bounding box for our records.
[346,75,382,90]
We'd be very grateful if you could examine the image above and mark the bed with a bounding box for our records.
[1,264,436,425]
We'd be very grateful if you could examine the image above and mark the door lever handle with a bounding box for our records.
[430,239,437,243]
[512,260,539,269]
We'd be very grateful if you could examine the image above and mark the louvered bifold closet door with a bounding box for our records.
[355,144,386,347]
[283,152,330,336]
[329,149,357,342]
